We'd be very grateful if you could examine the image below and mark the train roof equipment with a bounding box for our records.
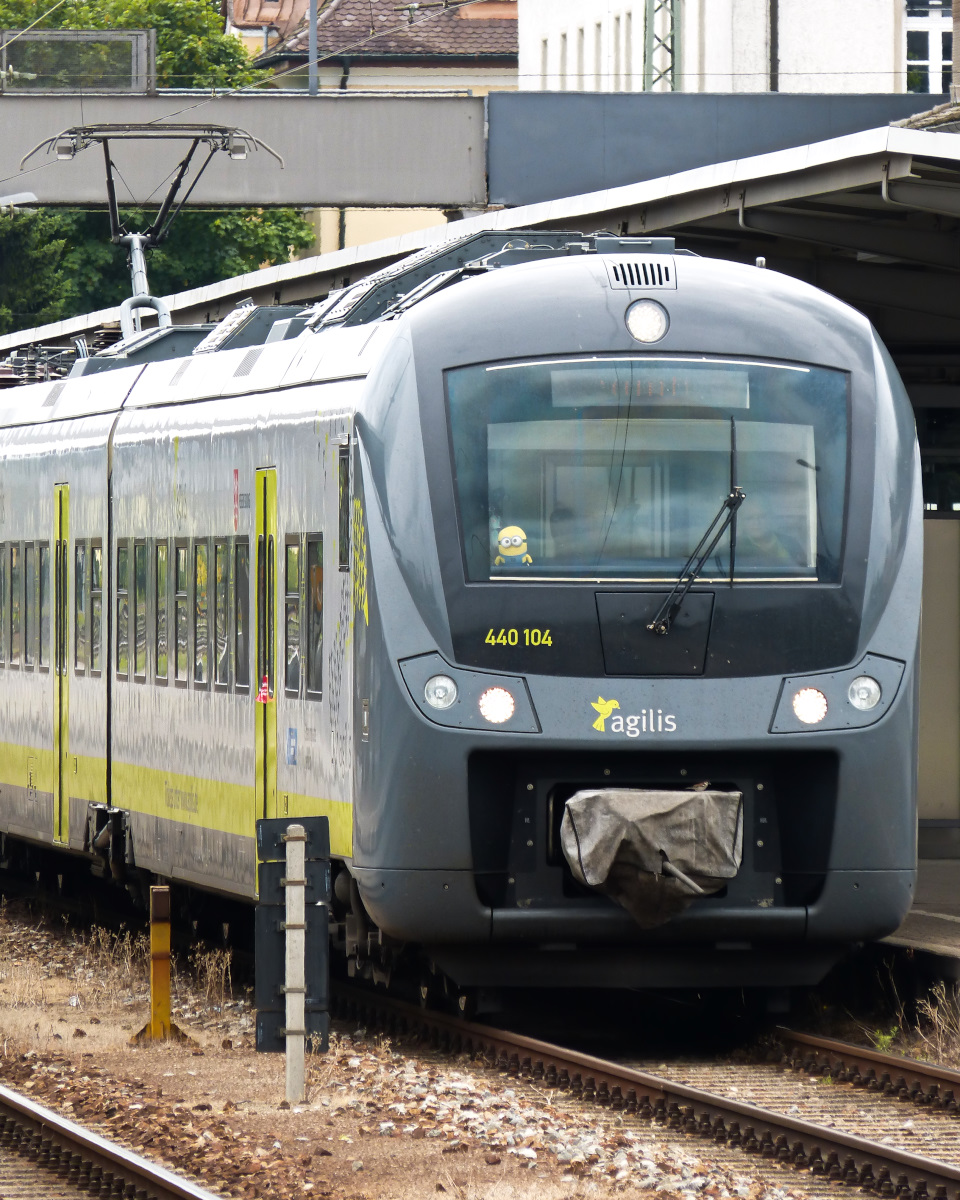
[67,229,685,379]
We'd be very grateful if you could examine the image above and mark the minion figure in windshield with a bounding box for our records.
[495,525,533,566]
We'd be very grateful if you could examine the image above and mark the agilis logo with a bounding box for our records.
[591,696,677,736]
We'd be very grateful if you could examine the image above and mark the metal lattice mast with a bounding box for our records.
[643,0,681,92]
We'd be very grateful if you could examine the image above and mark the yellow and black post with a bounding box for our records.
[147,885,171,1039]
[133,885,188,1043]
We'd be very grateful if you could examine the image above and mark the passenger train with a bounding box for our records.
[0,230,921,997]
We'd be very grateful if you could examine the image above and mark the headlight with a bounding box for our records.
[625,298,669,343]
[792,687,828,725]
[848,675,881,711]
[424,674,458,710]
[479,686,515,724]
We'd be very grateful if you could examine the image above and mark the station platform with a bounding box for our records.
[883,858,960,963]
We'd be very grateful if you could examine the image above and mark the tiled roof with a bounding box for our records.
[895,99,960,130]
[259,0,517,64]
[230,0,308,40]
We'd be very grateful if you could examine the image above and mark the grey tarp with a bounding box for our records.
[560,788,744,929]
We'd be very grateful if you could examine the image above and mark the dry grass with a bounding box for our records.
[912,981,960,1065]
[184,946,233,1010]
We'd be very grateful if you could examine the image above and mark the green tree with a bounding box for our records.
[0,0,265,87]
[0,209,68,333]
[0,0,315,331]
[50,207,316,316]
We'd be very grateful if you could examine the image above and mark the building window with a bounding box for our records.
[540,37,548,88]
[625,12,633,89]
[907,0,952,93]
[560,31,568,89]
[595,22,603,90]
[577,27,585,90]
[614,16,621,89]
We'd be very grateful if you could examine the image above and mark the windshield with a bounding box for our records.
[446,356,848,582]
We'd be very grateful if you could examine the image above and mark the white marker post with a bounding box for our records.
[284,823,307,1103]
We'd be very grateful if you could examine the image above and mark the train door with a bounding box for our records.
[255,468,278,821]
[53,484,69,844]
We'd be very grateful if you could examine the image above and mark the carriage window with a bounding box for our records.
[116,542,129,678]
[38,544,50,670]
[156,542,168,681]
[194,542,208,686]
[134,542,147,679]
[75,542,87,672]
[447,356,849,584]
[24,544,35,668]
[285,540,301,695]
[338,443,350,570]
[175,544,188,683]
[0,543,6,665]
[215,540,229,686]
[235,540,250,689]
[90,542,102,673]
[306,536,322,696]
[9,545,19,667]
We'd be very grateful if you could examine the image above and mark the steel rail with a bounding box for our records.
[334,983,960,1200]
[0,1079,220,1200]
[776,1026,960,1110]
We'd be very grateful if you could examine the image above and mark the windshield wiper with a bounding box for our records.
[647,486,746,636]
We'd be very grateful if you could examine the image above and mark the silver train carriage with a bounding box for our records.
[0,230,921,995]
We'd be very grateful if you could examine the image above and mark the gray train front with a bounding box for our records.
[0,231,921,995]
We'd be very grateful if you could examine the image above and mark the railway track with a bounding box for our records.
[776,1027,960,1111]
[0,1079,220,1200]
[333,984,960,1200]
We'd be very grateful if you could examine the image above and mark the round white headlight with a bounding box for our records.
[792,687,828,725]
[479,686,515,724]
[424,674,458,710]
[625,298,669,343]
[848,675,881,712]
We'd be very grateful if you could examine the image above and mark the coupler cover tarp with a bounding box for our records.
[560,788,744,928]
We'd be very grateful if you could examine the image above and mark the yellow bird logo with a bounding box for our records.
[591,696,620,732]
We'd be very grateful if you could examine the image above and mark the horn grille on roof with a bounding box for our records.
[234,348,263,378]
[605,258,676,290]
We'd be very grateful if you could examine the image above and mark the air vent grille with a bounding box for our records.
[169,360,192,387]
[234,348,263,378]
[43,381,66,408]
[605,258,676,290]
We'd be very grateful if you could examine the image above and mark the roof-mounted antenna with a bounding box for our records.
[20,123,283,341]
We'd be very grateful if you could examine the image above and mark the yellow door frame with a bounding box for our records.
[255,469,278,822]
[53,484,69,844]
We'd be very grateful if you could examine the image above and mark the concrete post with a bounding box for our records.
[284,824,307,1103]
[308,0,318,96]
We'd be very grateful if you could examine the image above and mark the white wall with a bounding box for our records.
[519,0,906,94]
[779,0,901,92]
[519,1,644,91]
